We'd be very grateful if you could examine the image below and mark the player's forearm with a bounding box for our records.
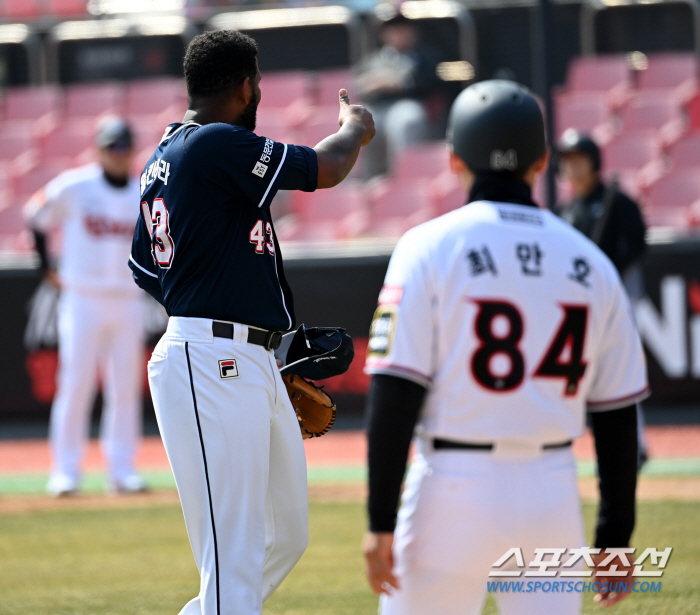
[366,374,426,532]
[32,229,51,272]
[313,120,366,189]
[590,404,638,548]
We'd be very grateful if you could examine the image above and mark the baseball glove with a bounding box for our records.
[283,374,336,439]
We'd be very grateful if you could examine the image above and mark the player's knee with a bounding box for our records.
[279,515,309,563]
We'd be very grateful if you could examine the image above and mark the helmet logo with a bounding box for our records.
[490,149,518,171]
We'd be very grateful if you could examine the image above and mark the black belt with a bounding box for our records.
[433,438,573,451]
[212,321,283,351]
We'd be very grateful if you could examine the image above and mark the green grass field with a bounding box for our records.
[0,497,697,614]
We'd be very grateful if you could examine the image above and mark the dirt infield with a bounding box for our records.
[1,425,700,474]
[0,426,699,514]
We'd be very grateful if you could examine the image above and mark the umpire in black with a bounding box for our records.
[556,129,647,287]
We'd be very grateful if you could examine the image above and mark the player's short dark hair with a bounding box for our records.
[184,30,259,99]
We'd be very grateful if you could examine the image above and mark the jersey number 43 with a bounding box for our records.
[471,300,588,396]
[141,199,174,268]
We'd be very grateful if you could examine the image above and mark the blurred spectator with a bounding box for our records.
[355,13,442,177]
[556,129,649,466]
[23,117,147,497]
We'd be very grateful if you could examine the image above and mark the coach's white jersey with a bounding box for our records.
[365,200,649,444]
[24,163,141,296]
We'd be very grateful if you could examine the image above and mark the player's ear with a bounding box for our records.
[449,149,476,194]
[240,76,253,105]
[449,150,467,175]
[531,149,550,176]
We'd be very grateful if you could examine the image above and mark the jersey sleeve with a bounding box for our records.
[279,145,318,192]
[128,206,164,304]
[365,231,435,388]
[190,124,302,209]
[23,172,71,232]
[587,280,650,411]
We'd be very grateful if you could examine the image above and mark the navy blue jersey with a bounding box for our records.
[128,122,317,331]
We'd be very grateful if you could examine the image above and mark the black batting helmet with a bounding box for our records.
[556,129,601,171]
[447,79,546,175]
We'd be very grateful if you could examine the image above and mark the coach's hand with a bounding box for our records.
[591,551,634,607]
[45,269,61,290]
[363,531,399,595]
[338,89,375,147]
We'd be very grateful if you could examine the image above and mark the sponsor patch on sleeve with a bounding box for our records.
[378,284,403,305]
[252,161,268,178]
[367,305,397,358]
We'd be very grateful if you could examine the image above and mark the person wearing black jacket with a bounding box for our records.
[556,129,646,283]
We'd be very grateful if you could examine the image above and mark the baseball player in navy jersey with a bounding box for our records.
[363,80,647,614]
[24,117,147,497]
[128,31,374,615]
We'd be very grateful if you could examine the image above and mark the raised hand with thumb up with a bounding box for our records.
[338,88,376,147]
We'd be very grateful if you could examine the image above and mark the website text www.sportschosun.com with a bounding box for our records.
[487,580,662,594]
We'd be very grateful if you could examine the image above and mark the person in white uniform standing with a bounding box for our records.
[363,80,649,614]
[24,116,147,497]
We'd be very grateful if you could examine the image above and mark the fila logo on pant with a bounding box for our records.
[218,359,239,379]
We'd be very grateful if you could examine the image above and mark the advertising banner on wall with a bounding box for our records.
[2,240,700,422]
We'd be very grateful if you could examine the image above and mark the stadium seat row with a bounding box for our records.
[0,0,87,19]
[556,52,700,230]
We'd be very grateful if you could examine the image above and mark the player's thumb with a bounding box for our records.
[339,88,351,106]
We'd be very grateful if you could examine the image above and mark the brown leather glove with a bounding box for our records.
[283,374,336,439]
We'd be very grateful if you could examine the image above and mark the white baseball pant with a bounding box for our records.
[48,288,144,488]
[380,445,585,615]
[148,317,308,615]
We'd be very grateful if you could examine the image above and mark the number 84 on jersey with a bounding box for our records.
[369,300,588,397]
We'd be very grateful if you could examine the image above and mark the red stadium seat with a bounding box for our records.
[15,161,72,198]
[618,93,687,145]
[0,203,26,234]
[603,135,662,170]
[3,0,40,18]
[637,53,698,102]
[282,184,368,240]
[299,116,341,148]
[292,182,365,220]
[125,78,186,116]
[44,0,88,16]
[601,169,645,200]
[567,55,630,91]
[670,134,700,170]
[0,126,36,161]
[316,69,354,106]
[684,93,700,132]
[64,83,124,119]
[646,171,700,227]
[364,178,435,237]
[554,93,614,141]
[393,143,449,180]
[255,109,294,144]
[261,71,312,109]
[564,55,632,108]
[128,119,164,155]
[429,171,464,215]
[41,123,94,161]
[4,86,61,122]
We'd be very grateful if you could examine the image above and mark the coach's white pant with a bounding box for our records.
[148,317,308,615]
[49,289,144,486]
[380,445,585,615]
